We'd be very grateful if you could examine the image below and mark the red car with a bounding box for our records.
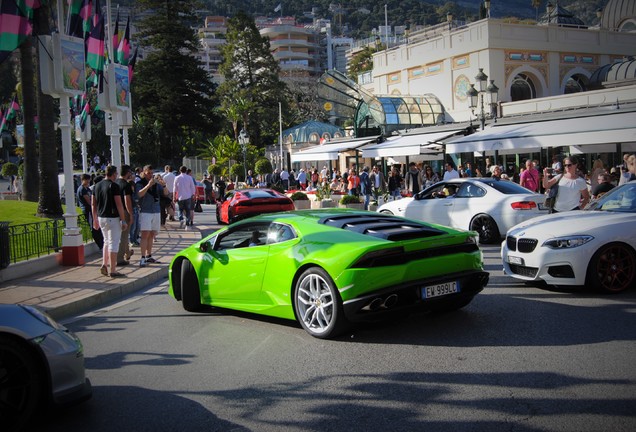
[216,188,294,224]
[195,182,206,203]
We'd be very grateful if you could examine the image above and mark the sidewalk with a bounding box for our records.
[0,219,210,320]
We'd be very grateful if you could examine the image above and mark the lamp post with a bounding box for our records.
[467,68,499,131]
[447,12,453,31]
[238,129,249,184]
[467,68,500,165]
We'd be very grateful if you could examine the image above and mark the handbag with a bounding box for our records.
[194,201,203,213]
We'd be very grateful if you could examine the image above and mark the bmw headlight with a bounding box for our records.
[543,236,593,249]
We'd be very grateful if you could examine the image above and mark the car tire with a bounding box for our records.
[585,242,636,293]
[181,259,203,311]
[0,335,44,432]
[294,267,348,339]
[470,214,500,244]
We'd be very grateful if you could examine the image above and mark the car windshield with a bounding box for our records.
[587,182,636,213]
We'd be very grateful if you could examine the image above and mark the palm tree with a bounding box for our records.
[34,2,62,217]
[19,39,39,202]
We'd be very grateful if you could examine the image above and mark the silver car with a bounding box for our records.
[0,304,92,431]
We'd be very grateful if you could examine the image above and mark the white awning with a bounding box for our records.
[445,111,636,154]
[362,128,465,158]
[291,136,379,162]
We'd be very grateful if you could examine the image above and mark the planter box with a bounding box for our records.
[293,200,311,210]
[311,199,335,209]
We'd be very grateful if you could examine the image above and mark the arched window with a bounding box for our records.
[619,19,636,32]
[564,74,587,94]
[309,132,320,143]
[511,73,536,101]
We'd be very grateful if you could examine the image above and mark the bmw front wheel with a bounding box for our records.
[294,268,347,339]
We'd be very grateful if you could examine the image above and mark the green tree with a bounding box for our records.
[347,46,377,80]
[218,11,287,149]
[132,0,220,164]
[19,39,39,202]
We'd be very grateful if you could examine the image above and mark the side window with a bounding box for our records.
[456,183,485,198]
[267,223,296,244]
[216,223,270,249]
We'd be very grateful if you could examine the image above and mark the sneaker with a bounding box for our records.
[179,220,184,229]
[125,250,134,260]
[132,241,140,247]
[139,257,147,267]
[100,265,108,276]
[109,271,126,278]
[146,257,159,264]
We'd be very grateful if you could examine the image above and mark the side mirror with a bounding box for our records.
[199,241,213,253]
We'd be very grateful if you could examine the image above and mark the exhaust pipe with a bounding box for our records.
[383,294,398,308]
[368,297,384,311]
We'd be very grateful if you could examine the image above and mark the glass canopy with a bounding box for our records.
[319,70,446,136]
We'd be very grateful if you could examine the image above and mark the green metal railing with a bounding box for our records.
[0,215,93,268]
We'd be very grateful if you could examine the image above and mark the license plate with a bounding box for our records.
[422,281,459,299]
[507,255,524,265]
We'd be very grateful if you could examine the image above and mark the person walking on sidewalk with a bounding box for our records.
[173,165,196,229]
[77,173,103,250]
[116,165,135,266]
[91,165,128,278]
[136,165,168,267]
[161,165,176,223]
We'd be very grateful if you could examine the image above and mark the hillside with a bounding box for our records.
[120,0,606,38]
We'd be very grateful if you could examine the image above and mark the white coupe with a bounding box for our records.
[502,181,636,293]
[378,178,547,244]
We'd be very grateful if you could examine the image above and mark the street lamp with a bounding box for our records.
[238,129,249,184]
[447,12,453,31]
[468,68,499,131]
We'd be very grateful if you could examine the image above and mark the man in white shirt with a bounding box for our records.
[280,168,289,190]
[443,162,460,180]
[161,165,176,222]
[173,165,196,229]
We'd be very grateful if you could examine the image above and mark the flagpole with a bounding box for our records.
[105,0,122,168]
[57,0,85,265]
[279,102,283,169]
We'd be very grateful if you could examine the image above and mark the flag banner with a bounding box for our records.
[67,0,92,39]
[128,46,138,83]
[0,0,35,64]
[116,16,130,65]
[86,15,105,91]
[0,95,21,132]
[274,3,282,13]
[112,9,120,54]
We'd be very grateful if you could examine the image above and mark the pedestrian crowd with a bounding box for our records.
[78,163,209,278]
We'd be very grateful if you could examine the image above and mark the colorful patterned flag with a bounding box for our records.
[112,9,120,55]
[128,46,138,83]
[66,0,92,39]
[0,95,21,132]
[116,16,130,65]
[86,14,105,91]
[0,0,38,64]
[79,93,90,131]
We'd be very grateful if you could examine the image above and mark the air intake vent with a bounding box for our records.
[319,214,446,240]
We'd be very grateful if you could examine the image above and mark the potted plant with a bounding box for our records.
[339,194,364,210]
[290,191,310,210]
[311,183,335,209]
[369,187,389,211]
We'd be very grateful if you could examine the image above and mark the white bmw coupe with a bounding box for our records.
[378,178,547,244]
[502,181,636,293]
